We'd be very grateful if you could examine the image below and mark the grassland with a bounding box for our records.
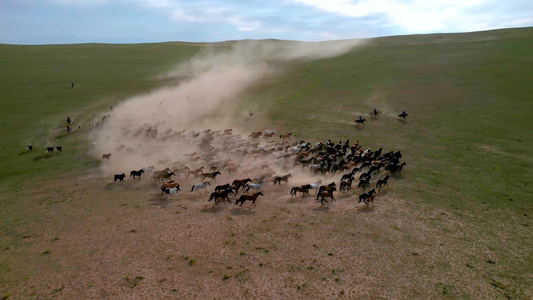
[1,28,532,299]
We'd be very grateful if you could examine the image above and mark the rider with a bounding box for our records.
[359,115,363,121]
[374,109,378,115]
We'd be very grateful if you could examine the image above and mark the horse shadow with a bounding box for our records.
[149,194,171,208]
[200,205,225,214]
[312,205,331,212]
[231,208,255,215]
[355,205,375,213]
[352,125,364,131]
[33,154,54,162]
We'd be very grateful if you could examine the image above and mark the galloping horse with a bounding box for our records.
[318,182,336,193]
[244,182,267,193]
[274,174,292,185]
[114,173,126,183]
[191,181,211,193]
[359,189,376,204]
[202,171,221,181]
[209,190,233,204]
[102,153,112,159]
[376,175,390,189]
[163,186,181,199]
[235,192,264,207]
[280,133,293,141]
[354,119,366,125]
[290,185,311,198]
[186,167,204,179]
[398,112,408,120]
[47,147,54,154]
[249,132,263,139]
[317,187,337,205]
[232,178,252,189]
[308,180,322,194]
[130,169,145,180]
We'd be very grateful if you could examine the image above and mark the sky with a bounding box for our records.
[0,0,532,44]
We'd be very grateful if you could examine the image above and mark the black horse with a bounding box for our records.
[358,179,370,189]
[398,112,408,120]
[130,169,145,180]
[47,147,54,154]
[354,119,366,125]
[209,190,234,204]
[359,189,376,203]
[114,173,126,183]
[376,175,390,189]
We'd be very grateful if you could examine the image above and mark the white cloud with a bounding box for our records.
[292,0,494,32]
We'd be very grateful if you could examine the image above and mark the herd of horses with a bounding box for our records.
[106,125,406,209]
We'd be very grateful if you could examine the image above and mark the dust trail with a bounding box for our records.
[91,39,365,176]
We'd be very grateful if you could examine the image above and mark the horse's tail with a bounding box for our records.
[209,193,214,202]
[191,185,195,192]
[291,187,296,195]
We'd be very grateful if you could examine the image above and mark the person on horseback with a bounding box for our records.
[374,109,378,115]
[359,115,363,121]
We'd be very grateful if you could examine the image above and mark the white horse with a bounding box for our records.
[164,186,181,199]
[308,180,322,194]
[191,181,211,193]
[244,181,267,193]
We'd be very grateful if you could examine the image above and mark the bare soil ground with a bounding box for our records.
[2,170,531,299]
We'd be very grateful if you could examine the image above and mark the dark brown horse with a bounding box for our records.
[235,192,264,207]
[274,174,292,185]
[290,185,311,198]
[202,171,221,181]
[317,187,337,205]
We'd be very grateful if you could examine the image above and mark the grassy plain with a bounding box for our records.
[1,28,532,299]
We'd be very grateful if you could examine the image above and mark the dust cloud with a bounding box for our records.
[91,39,364,178]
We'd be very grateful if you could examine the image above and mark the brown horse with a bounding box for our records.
[235,192,264,207]
[280,133,293,141]
[249,131,263,139]
[290,185,311,198]
[202,171,221,181]
[318,182,336,193]
[185,167,204,179]
[232,178,252,189]
[274,174,292,185]
[223,129,232,135]
[263,132,275,139]
[317,187,337,205]
[102,153,112,159]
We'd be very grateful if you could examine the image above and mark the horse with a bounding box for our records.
[274,174,292,185]
[359,172,371,180]
[202,171,221,181]
[249,132,263,139]
[153,171,175,181]
[263,131,275,139]
[173,166,190,176]
[358,179,370,189]
[364,194,375,207]
[130,169,145,180]
[232,178,252,189]
[223,129,232,135]
[308,180,322,194]
[225,166,239,174]
[28,145,33,151]
[114,173,126,183]
[160,180,180,191]
[185,167,204,179]
[340,178,354,191]
[317,187,337,205]
[370,109,380,119]
[191,181,211,193]
[215,183,231,192]
[235,192,264,207]
[102,153,112,160]
[47,147,54,154]
[376,175,390,189]
[398,112,408,120]
[340,173,353,182]
[56,146,62,152]
[209,190,233,204]
[163,186,181,199]
[280,133,293,141]
[390,162,406,174]
[244,182,267,193]
[318,182,336,193]
[290,185,311,198]
[354,119,366,125]
[359,189,376,203]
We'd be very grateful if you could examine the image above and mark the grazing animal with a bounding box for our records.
[359,189,376,203]
[202,171,221,181]
[354,118,366,125]
[56,146,62,152]
[191,181,211,193]
[244,182,267,193]
[47,147,54,154]
[209,190,233,204]
[130,169,145,180]
[274,174,292,185]
[280,133,293,141]
[376,175,390,189]
[102,153,112,160]
[235,192,264,207]
[114,173,126,182]
[290,185,311,198]
[317,187,337,205]
[163,186,181,198]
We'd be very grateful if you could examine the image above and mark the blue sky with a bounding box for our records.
[1,0,532,44]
